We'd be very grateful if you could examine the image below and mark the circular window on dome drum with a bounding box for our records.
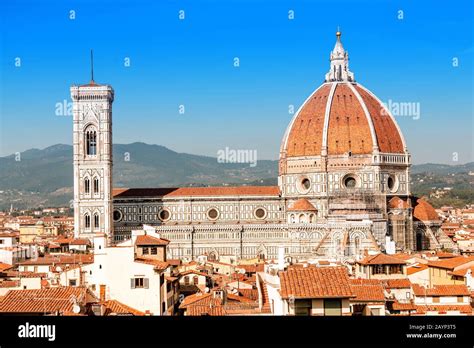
[343,175,357,189]
[159,209,171,221]
[302,178,311,190]
[387,175,398,193]
[254,208,266,219]
[113,209,122,222]
[207,208,219,220]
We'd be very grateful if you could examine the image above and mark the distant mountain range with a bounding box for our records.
[0,143,472,210]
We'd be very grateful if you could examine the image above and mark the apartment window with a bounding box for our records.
[151,247,157,255]
[324,299,342,316]
[131,277,149,289]
[184,276,190,285]
[69,279,77,286]
[433,296,440,303]
[193,276,199,285]
[142,247,149,255]
[457,296,464,303]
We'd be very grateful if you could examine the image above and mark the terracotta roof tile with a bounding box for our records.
[287,198,318,212]
[349,279,385,302]
[134,258,169,271]
[388,196,410,209]
[427,256,474,270]
[412,284,471,297]
[407,264,428,275]
[113,186,280,198]
[135,234,170,246]
[103,300,145,316]
[383,278,412,289]
[0,287,94,314]
[357,253,406,265]
[412,198,439,221]
[392,301,417,311]
[280,266,354,299]
[415,304,472,315]
[19,254,94,266]
[0,263,12,272]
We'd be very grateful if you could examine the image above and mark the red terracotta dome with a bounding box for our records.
[412,198,439,222]
[280,31,406,158]
[288,198,318,212]
[281,82,405,157]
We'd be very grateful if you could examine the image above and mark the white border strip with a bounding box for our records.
[321,82,338,149]
[347,82,379,152]
[357,83,407,151]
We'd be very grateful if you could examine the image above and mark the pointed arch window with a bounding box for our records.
[93,177,99,194]
[84,178,90,194]
[85,213,91,229]
[86,129,97,156]
[94,213,99,229]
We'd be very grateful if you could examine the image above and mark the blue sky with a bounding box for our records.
[0,0,472,164]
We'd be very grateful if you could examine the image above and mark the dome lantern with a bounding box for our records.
[325,29,355,82]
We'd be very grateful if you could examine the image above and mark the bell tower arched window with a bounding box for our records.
[85,213,91,229]
[86,129,97,156]
[93,178,99,194]
[84,178,90,194]
[94,213,99,229]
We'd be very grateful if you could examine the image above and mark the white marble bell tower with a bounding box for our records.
[70,53,114,242]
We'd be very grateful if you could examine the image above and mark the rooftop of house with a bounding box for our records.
[427,256,474,270]
[135,234,170,246]
[412,284,471,297]
[0,286,96,314]
[407,263,429,275]
[349,279,385,302]
[279,266,354,299]
[102,300,145,316]
[382,278,412,289]
[18,254,94,266]
[357,253,407,266]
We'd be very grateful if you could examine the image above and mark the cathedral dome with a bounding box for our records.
[280,32,406,159]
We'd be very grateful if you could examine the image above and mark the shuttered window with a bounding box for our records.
[131,277,149,289]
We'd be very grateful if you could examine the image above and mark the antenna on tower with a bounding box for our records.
[90,49,94,84]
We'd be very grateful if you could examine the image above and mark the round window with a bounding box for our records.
[302,178,311,190]
[207,208,219,220]
[387,175,398,192]
[344,175,357,188]
[159,209,170,221]
[388,177,394,190]
[113,210,122,222]
[255,208,266,219]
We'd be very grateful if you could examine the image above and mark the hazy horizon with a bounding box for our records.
[1,0,473,164]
